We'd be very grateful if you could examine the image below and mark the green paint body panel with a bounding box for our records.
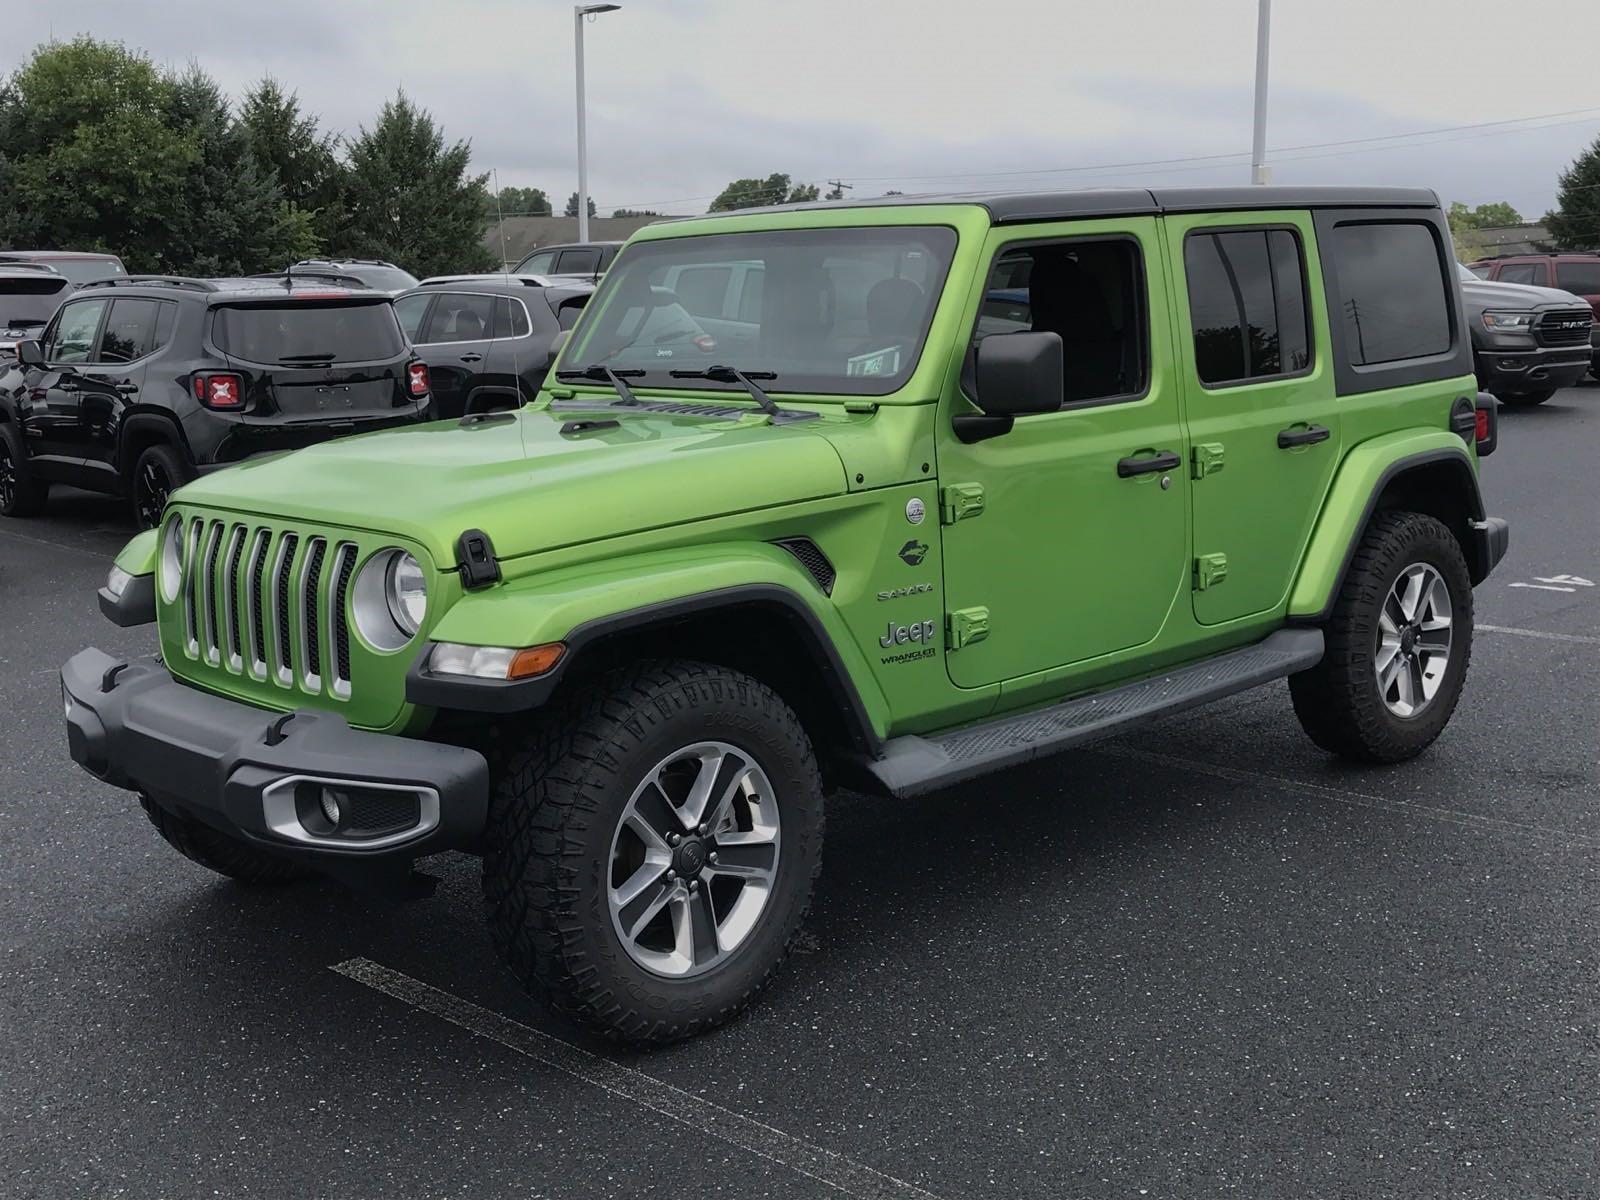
[114,527,159,577]
[114,196,1494,756]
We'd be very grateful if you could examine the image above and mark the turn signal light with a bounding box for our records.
[508,643,566,679]
[193,372,245,410]
[407,361,430,397]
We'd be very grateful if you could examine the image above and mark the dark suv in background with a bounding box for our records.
[0,276,431,527]
[1456,263,1594,405]
[292,259,418,295]
[0,249,128,284]
[1470,253,1600,379]
[394,274,592,416]
[1,263,72,355]
[510,240,621,279]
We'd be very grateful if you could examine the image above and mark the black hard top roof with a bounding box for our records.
[676,185,1440,225]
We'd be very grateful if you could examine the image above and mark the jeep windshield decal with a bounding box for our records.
[561,226,956,397]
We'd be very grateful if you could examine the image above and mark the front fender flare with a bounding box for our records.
[1288,431,1483,621]
[407,543,889,751]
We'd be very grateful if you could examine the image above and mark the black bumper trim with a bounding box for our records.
[62,648,489,881]
[98,573,156,627]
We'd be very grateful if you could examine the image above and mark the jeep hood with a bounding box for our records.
[173,406,848,567]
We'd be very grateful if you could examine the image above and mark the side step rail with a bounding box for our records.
[858,629,1324,798]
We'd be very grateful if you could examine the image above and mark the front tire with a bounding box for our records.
[131,442,190,531]
[1290,511,1473,763]
[482,661,824,1044]
[0,422,48,517]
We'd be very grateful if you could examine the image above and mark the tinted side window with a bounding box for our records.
[421,293,493,342]
[972,239,1148,406]
[1556,262,1600,294]
[519,250,556,274]
[675,267,733,319]
[493,296,532,338]
[1496,262,1542,286]
[1184,229,1311,385]
[557,249,601,275]
[45,299,107,364]
[1330,222,1452,365]
[557,296,588,330]
[98,298,168,363]
[394,294,431,340]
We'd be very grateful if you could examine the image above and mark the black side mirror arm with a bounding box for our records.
[952,413,1015,445]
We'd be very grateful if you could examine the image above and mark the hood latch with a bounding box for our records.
[455,528,502,589]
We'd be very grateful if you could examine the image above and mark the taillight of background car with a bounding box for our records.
[192,372,244,411]
[407,361,430,397]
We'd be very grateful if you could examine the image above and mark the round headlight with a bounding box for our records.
[352,548,427,651]
[159,514,184,603]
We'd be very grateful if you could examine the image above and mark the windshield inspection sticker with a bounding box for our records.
[846,346,902,377]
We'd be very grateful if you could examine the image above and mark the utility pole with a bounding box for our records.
[826,180,854,201]
[574,4,620,243]
[1250,0,1272,184]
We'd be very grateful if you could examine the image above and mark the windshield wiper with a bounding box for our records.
[667,365,818,425]
[554,364,645,405]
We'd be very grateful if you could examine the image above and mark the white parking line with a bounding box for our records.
[1479,623,1600,647]
[330,958,941,1200]
[1095,747,1600,848]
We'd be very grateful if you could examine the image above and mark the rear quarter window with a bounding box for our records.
[1556,262,1600,295]
[212,301,405,363]
[1329,222,1452,365]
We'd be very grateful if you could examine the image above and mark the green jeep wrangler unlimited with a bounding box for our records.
[63,186,1507,1043]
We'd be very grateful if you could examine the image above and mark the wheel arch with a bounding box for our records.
[1289,434,1489,621]
[117,411,193,484]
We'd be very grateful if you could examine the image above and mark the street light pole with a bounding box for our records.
[1250,0,1272,184]
[574,3,620,243]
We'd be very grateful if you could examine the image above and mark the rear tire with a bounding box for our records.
[482,660,824,1044]
[0,423,48,517]
[140,795,308,885]
[1499,389,1555,406]
[1290,511,1473,763]
[130,442,190,531]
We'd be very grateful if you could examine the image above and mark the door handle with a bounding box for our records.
[1116,450,1181,478]
[459,353,483,363]
[1277,424,1330,449]
[58,380,80,393]
[115,381,139,394]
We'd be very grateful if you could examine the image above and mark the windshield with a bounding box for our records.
[564,226,957,396]
[0,277,70,327]
[357,266,419,291]
[45,257,126,284]
[212,301,405,364]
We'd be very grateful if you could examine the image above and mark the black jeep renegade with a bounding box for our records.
[0,275,432,528]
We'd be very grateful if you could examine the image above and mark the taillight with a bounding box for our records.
[1475,408,1490,441]
[192,372,244,410]
[1474,392,1499,458]
[407,361,430,397]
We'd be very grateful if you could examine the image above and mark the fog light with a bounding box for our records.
[319,789,343,827]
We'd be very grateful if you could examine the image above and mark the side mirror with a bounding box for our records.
[955,332,1062,443]
[15,339,44,368]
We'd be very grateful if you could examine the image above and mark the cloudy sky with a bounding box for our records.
[11,0,1600,220]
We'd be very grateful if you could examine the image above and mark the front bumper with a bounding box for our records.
[1475,343,1592,395]
[62,648,488,885]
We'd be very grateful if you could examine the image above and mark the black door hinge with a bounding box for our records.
[456,528,501,589]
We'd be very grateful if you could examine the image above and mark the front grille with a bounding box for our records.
[177,519,358,702]
[1535,308,1594,346]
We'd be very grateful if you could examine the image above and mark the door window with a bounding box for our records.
[971,239,1148,406]
[1555,262,1600,294]
[674,266,734,319]
[44,299,108,364]
[394,293,431,340]
[1183,229,1311,386]
[519,250,556,275]
[98,298,169,364]
[1329,222,1452,365]
[556,249,601,275]
[493,296,532,338]
[1495,262,1543,286]
[420,293,494,343]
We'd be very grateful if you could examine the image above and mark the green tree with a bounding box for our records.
[237,76,343,246]
[332,91,495,276]
[0,38,195,270]
[610,207,661,218]
[162,66,316,275]
[485,185,550,218]
[1547,135,1600,250]
[1446,200,1524,263]
[563,191,597,218]
[708,173,820,212]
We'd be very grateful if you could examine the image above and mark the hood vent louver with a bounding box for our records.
[773,538,836,596]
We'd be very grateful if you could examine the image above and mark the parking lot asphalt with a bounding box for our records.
[3,384,1598,1199]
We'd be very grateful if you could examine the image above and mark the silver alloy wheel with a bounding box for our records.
[607,740,781,978]
[1375,561,1454,718]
